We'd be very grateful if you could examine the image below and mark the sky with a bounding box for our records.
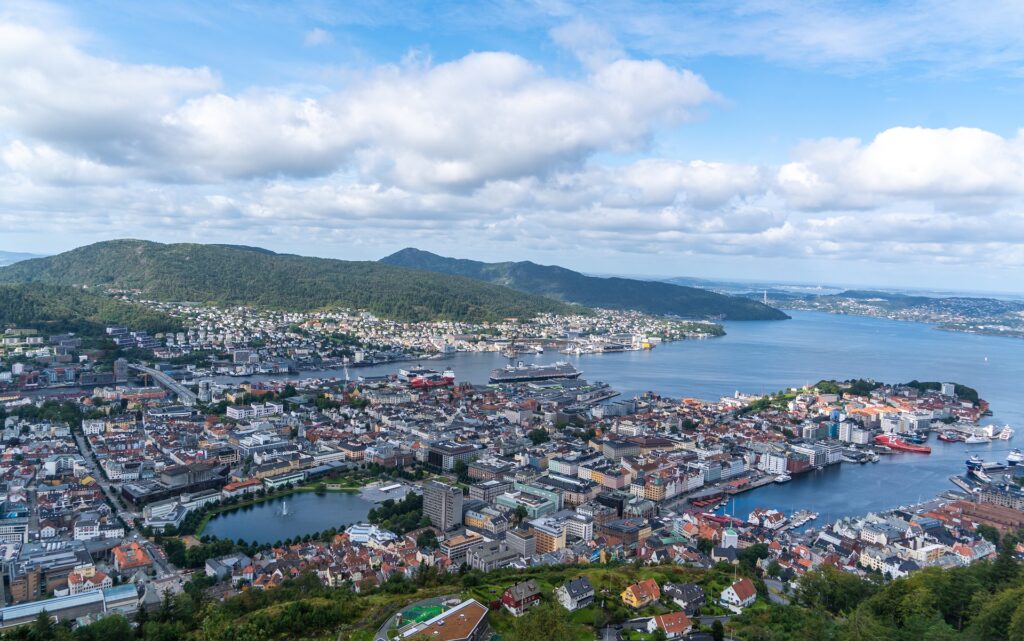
[1,1,1023,292]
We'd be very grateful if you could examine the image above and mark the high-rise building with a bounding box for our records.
[113,358,129,383]
[423,480,463,531]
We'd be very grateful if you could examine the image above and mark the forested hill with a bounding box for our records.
[381,247,789,320]
[0,284,180,334]
[0,240,580,322]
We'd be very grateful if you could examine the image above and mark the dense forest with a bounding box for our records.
[381,247,789,320]
[0,284,180,335]
[0,240,581,323]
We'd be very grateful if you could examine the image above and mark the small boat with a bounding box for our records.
[938,432,963,443]
[966,455,1005,471]
[775,474,792,483]
[964,435,990,444]
[1008,449,1023,466]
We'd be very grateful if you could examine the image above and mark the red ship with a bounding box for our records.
[409,369,456,388]
[875,433,931,454]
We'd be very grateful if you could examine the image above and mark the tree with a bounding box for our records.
[650,628,668,641]
[73,614,132,641]
[416,530,438,549]
[527,428,550,445]
[507,604,575,641]
[977,524,1001,545]
[513,504,528,524]
[696,537,714,554]
[711,620,725,641]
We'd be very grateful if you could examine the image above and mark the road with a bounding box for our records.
[129,364,197,405]
[764,578,791,605]
[73,430,174,577]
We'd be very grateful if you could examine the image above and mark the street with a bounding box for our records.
[73,430,174,577]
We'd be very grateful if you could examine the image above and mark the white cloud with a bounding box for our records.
[1,8,1023,278]
[303,27,333,47]
[566,0,1024,73]
[777,127,1024,208]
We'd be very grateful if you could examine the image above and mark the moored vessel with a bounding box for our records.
[489,361,582,384]
[874,434,932,454]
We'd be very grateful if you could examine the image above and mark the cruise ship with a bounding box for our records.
[488,361,582,384]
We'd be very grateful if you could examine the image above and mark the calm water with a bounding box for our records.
[218,311,1024,523]
[203,492,373,544]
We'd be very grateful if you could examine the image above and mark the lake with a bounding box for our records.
[202,491,374,544]
[215,310,1024,524]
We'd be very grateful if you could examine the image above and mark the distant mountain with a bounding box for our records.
[0,250,43,266]
[380,248,788,320]
[0,240,580,322]
[0,283,179,335]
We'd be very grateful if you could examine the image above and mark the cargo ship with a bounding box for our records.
[488,361,582,384]
[874,434,932,454]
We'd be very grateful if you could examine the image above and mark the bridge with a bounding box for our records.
[129,364,197,405]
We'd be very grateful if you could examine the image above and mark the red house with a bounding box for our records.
[502,579,541,616]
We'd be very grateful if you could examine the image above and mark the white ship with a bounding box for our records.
[964,434,990,444]
[774,474,792,483]
[1008,449,1023,466]
[997,425,1014,440]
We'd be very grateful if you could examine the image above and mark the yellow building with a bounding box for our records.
[621,578,661,609]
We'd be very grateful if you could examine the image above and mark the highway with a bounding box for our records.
[129,364,197,405]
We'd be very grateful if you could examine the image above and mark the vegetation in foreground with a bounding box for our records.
[5,537,1024,641]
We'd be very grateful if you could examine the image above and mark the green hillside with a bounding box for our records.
[381,248,789,320]
[0,284,179,335]
[0,240,580,322]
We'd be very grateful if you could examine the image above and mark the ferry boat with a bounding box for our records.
[964,434,990,444]
[774,474,792,483]
[998,425,1015,440]
[1008,449,1023,466]
[874,434,932,454]
[398,365,436,382]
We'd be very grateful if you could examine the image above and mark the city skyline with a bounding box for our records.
[2,1,1023,292]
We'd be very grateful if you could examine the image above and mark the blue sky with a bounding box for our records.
[1,0,1023,292]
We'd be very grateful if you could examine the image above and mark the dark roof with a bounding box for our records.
[505,579,540,601]
[562,576,593,599]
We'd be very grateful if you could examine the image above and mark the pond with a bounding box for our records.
[202,491,374,544]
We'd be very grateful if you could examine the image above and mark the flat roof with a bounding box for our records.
[401,599,487,641]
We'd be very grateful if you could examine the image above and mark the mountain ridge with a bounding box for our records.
[0,240,582,323]
[380,247,788,320]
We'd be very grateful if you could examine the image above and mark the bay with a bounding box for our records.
[216,310,1024,523]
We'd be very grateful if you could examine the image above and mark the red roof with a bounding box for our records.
[653,611,692,634]
[730,578,757,601]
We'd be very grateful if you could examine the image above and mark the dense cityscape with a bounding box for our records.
[2,302,1024,640]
